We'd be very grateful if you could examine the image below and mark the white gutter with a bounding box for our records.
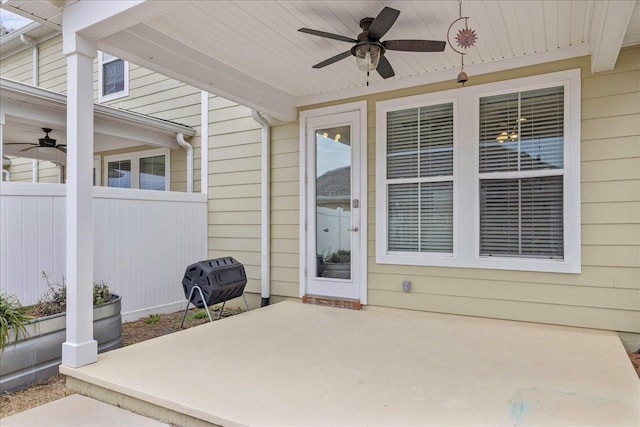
[251,110,271,306]
[176,133,193,193]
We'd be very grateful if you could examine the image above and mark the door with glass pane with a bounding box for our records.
[305,110,362,300]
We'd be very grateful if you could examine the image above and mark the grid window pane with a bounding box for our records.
[479,86,564,173]
[386,102,454,254]
[480,176,563,258]
[107,160,131,188]
[102,59,125,96]
[139,155,166,191]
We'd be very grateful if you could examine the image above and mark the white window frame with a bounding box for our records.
[93,155,101,186]
[103,148,170,191]
[98,51,129,103]
[376,69,581,273]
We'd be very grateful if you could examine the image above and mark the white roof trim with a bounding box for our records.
[589,0,636,73]
[298,44,591,108]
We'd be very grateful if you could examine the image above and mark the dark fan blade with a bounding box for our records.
[376,55,395,79]
[383,40,446,52]
[56,146,67,154]
[298,28,357,43]
[20,146,39,152]
[368,7,400,40]
[313,50,353,68]
[4,142,37,146]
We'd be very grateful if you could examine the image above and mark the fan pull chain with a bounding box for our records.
[366,70,370,86]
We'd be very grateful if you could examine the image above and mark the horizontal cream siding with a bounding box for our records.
[207,100,262,293]
[297,45,640,333]
[38,36,66,92]
[0,48,33,83]
[5,157,33,182]
[4,158,59,183]
[270,123,300,297]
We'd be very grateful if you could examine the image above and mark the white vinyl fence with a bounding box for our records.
[316,206,351,257]
[0,183,207,320]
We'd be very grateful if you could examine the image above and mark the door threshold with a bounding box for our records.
[303,295,362,310]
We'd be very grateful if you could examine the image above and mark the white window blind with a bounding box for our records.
[139,155,166,191]
[386,103,453,253]
[479,86,564,259]
[102,58,125,96]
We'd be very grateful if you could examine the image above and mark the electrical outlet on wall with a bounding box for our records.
[402,280,411,292]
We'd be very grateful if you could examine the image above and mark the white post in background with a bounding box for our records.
[61,32,97,367]
[200,91,209,196]
[0,113,4,187]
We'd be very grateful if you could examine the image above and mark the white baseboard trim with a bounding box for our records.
[121,301,186,322]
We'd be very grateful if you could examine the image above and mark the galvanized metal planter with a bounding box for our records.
[0,294,122,393]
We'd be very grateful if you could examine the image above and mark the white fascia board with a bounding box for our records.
[61,0,176,41]
[99,24,297,122]
[0,4,61,31]
[589,0,636,73]
[298,44,591,107]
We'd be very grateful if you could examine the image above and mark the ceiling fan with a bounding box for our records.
[298,6,446,79]
[5,128,66,154]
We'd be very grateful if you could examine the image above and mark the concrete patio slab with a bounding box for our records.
[61,301,639,427]
[0,394,169,427]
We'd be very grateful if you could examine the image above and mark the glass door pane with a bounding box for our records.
[315,126,351,280]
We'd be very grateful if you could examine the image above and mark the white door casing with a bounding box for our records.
[299,101,367,303]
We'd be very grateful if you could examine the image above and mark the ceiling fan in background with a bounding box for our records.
[298,6,446,79]
[4,128,67,154]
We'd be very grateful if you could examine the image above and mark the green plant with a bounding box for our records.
[0,292,33,351]
[93,280,112,306]
[325,249,350,263]
[29,273,113,318]
[187,309,209,320]
[145,314,161,324]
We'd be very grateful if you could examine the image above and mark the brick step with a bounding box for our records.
[303,295,362,310]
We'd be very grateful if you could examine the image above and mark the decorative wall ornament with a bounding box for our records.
[447,1,478,85]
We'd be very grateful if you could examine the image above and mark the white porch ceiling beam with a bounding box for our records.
[99,24,297,121]
[589,0,636,73]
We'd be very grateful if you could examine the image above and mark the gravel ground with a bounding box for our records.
[0,306,240,418]
[1,307,639,419]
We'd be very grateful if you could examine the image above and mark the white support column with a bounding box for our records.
[62,32,98,368]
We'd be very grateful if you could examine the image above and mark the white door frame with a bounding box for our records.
[299,101,367,304]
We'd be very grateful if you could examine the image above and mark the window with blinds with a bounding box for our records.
[139,155,166,191]
[479,86,564,259]
[386,103,453,253]
[99,52,128,101]
[103,59,125,96]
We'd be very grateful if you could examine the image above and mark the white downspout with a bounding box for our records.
[251,110,270,307]
[21,34,40,183]
[2,170,9,182]
[176,133,193,193]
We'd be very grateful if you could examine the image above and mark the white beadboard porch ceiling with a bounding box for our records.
[2,0,638,121]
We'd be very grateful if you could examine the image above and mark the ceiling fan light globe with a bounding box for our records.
[355,44,381,72]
